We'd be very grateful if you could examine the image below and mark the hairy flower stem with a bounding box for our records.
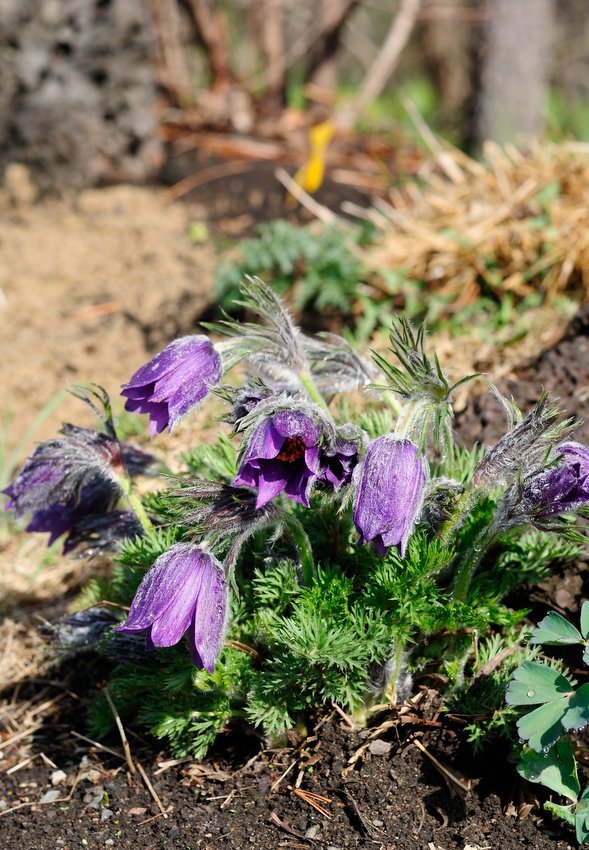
[438,488,478,547]
[284,516,315,585]
[298,370,330,413]
[383,640,407,703]
[118,474,154,534]
[451,522,498,602]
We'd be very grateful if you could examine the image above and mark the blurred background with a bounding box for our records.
[1,0,588,196]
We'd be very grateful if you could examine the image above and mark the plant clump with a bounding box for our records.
[4,277,589,773]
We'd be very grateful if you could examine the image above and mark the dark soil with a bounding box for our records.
[0,663,577,850]
[456,304,589,447]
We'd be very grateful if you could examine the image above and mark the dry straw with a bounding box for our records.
[363,140,589,309]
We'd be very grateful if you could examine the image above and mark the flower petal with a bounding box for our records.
[187,560,228,672]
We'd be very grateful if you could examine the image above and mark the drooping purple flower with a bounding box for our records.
[523,442,589,518]
[3,426,124,537]
[319,437,359,489]
[121,336,222,436]
[353,437,426,557]
[24,479,118,547]
[233,410,323,508]
[114,543,229,672]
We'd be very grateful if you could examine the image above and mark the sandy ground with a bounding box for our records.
[0,179,217,457]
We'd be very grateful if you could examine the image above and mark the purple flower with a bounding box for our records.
[3,426,125,538]
[121,336,222,436]
[233,410,323,508]
[319,438,359,489]
[523,442,589,517]
[114,543,229,672]
[353,437,426,556]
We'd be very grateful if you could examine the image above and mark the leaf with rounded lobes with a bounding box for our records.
[575,789,589,845]
[530,611,584,646]
[506,661,574,706]
[562,683,589,731]
[581,600,589,640]
[516,699,569,753]
[518,740,579,802]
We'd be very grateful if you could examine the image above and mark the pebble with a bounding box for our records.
[51,769,67,786]
[305,825,320,839]
[39,789,61,804]
[100,808,114,822]
[372,819,384,827]
[105,841,114,847]
[369,739,392,756]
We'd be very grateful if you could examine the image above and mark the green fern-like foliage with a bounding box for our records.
[214,220,387,339]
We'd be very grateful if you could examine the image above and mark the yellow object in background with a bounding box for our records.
[290,121,335,196]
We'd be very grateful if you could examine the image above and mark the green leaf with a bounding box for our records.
[562,683,589,731]
[518,740,579,802]
[575,790,589,845]
[505,661,574,706]
[530,611,583,646]
[516,699,569,752]
[580,600,589,640]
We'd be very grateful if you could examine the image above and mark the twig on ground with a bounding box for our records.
[104,686,136,775]
[136,761,168,818]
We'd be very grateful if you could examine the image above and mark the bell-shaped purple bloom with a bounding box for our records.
[114,543,229,672]
[523,442,589,517]
[121,336,222,436]
[353,437,426,557]
[233,410,322,508]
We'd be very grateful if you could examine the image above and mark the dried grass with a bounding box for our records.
[365,140,589,308]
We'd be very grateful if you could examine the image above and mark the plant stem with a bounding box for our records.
[119,474,154,534]
[383,639,407,703]
[285,516,315,585]
[451,523,496,603]
[298,370,330,412]
[438,488,477,547]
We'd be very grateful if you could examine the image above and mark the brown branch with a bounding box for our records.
[337,0,422,129]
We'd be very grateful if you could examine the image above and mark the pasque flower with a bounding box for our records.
[523,442,589,517]
[121,336,222,436]
[3,430,155,548]
[114,543,228,672]
[319,436,360,489]
[233,410,324,508]
[353,437,426,556]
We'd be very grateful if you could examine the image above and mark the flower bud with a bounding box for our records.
[353,437,426,556]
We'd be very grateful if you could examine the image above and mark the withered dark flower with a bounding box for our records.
[522,442,589,518]
[3,425,124,537]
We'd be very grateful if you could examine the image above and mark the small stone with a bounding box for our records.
[100,808,114,822]
[51,770,67,786]
[368,739,392,756]
[39,789,61,804]
[305,825,320,839]
[372,819,384,827]
[105,841,114,847]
